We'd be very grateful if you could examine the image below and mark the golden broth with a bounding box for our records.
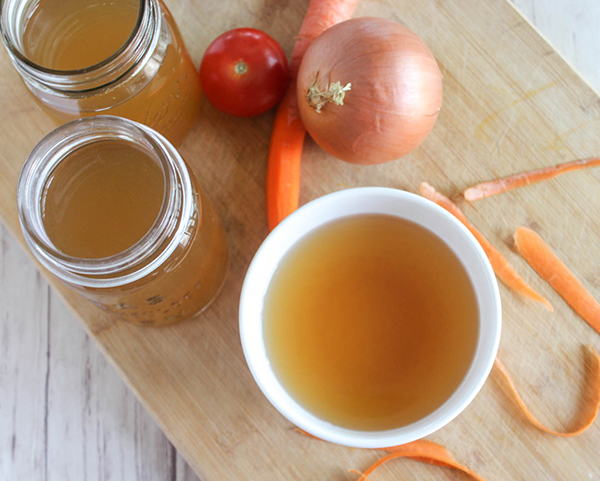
[263,214,479,431]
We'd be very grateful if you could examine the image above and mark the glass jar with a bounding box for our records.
[1,0,201,146]
[18,116,229,326]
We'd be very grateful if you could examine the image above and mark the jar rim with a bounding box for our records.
[1,0,159,92]
[17,116,197,288]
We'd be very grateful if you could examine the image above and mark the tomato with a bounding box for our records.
[200,28,289,117]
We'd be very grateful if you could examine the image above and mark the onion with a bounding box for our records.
[296,17,443,165]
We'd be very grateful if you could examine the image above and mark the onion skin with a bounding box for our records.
[297,17,443,165]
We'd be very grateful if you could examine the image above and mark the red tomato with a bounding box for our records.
[200,28,289,117]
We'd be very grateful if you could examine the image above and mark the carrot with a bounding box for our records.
[354,441,486,481]
[266,98,305,231]
[295,429,486,480]
[495,348,600,437]
[418,183,553,311]
[463,158,600,201]
[266,0,360,231]
[514,226,600,334]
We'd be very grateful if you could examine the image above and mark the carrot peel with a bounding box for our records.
[463,157,600,201]
[494,348,600,436]
[295,429,486,480]
[355,440,486,481]
[514,226,600,334]
[418,182,553,311]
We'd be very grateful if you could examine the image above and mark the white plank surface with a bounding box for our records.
[1,1,600,479]
[512,0,600,92]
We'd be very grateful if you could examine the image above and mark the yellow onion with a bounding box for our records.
[297,17,443,165]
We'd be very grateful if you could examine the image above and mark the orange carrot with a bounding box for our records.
[418,183,553,311]
[355,440,486,481]
[266,0,359,231]
[295,429,485,480]
[266,98,305,231]
[495,348,600,436]
[463,158,600,201]
[514,226,600,334]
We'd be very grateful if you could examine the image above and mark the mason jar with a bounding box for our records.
[1,0,201,146]
[18,116,229,326]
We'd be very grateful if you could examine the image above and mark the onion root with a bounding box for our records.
[306,75,352,113]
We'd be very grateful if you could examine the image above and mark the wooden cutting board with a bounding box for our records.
[2,0,600,479]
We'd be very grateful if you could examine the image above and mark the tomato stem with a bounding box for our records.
[235,61,248,75]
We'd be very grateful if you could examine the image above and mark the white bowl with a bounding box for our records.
[240,187,501,448]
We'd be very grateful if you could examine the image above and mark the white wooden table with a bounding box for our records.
[1,1,599,479]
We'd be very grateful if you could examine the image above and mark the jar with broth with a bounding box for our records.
[1,0,201,146]
[18,116,229,326]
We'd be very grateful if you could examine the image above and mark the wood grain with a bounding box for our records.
[2,0,600,479]
[0,223,200,481]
